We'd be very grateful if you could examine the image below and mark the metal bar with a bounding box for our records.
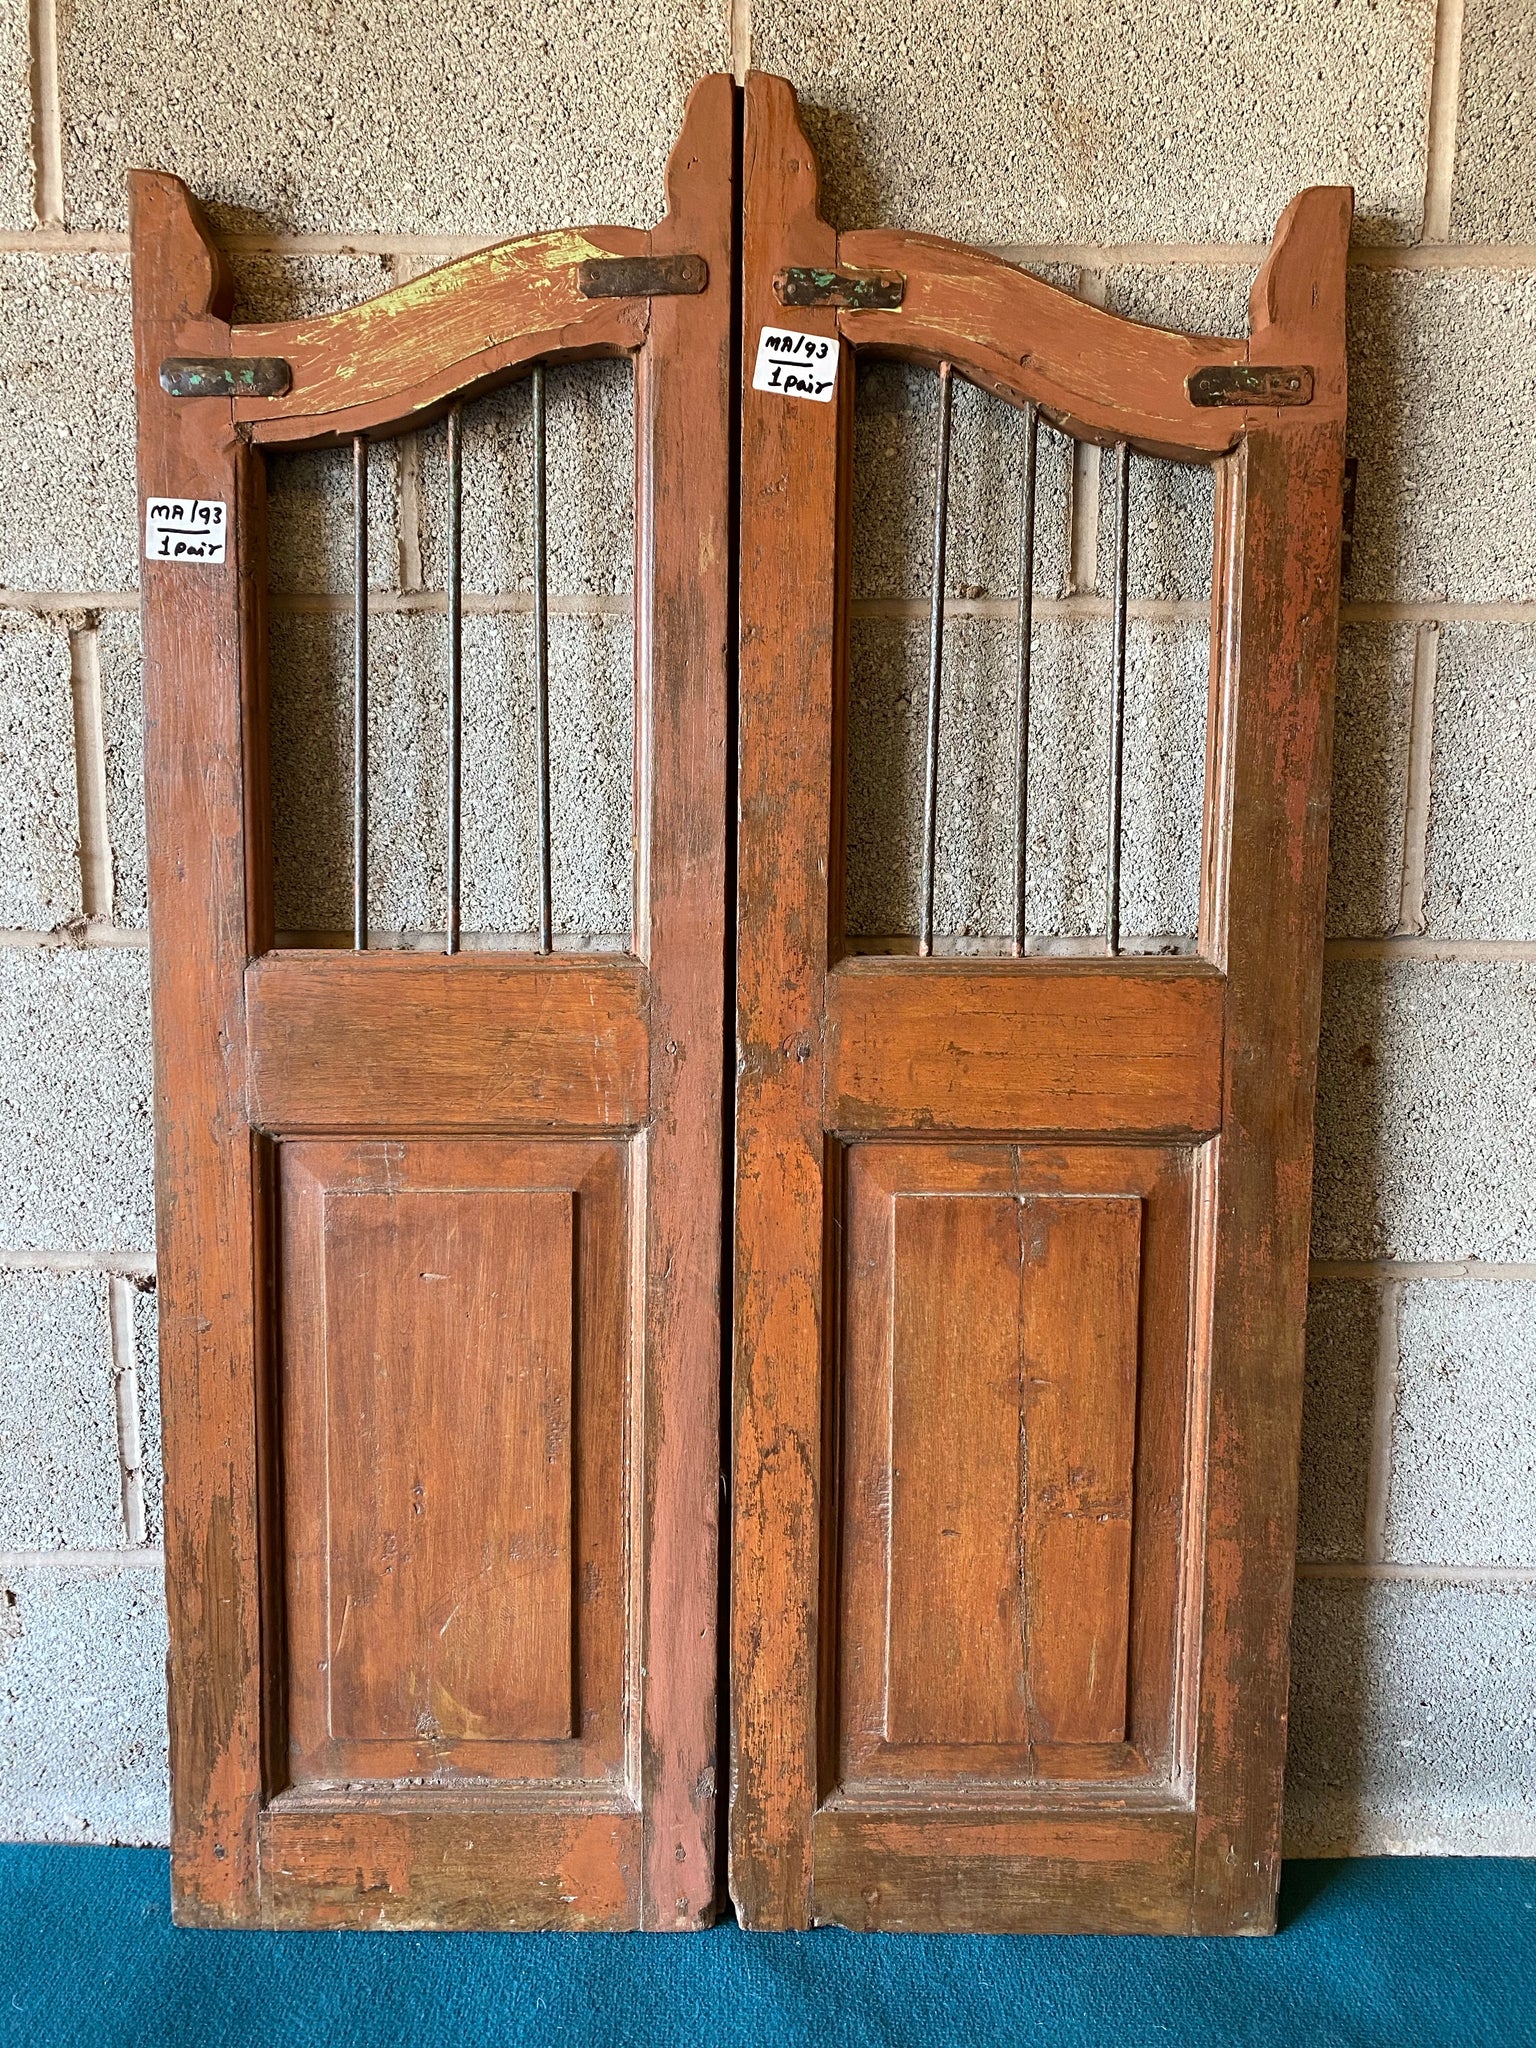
[160,355,292,399]
[532,365,552,955]
[446,405,463,955]
[1012,402,1039,958]
[919,360,954,958]
[1105,442,1131,957]
[352,435,368,952]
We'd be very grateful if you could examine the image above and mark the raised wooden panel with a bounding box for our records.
[886,1196,1027,1748]
[825,959,1224,1137]
[280,1139,630,1789]
[320,1187,575,1746]
[1022,1196,1140,1746]
[836,1142,1193,1794]
[881,1189,1141,1759]
[247,953,650,1134]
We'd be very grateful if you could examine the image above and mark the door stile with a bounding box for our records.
[729,71,842,1930]
[633,70,736,1928]
[129,172,266,1923]
[1191,194,1351,1931]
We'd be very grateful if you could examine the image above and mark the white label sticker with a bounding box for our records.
[752,326,840,403]
[144,497,227,564]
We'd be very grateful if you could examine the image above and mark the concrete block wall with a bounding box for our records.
[0,0,1531,1855]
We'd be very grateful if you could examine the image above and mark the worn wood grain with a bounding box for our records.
[233,228,650,446]
[633,71,734,1928]
[730,71,842,1931]
[280,1139,630,1793]
[809,1806,1196,1934]
[259,1805,641,1930]
[1190,186,1352,1935]
[130,168,266,1924]
[825,958,1224,1136]
[1022,1195,1140,1748]
[245,952,650,1133]
[885,1195,1026,1749]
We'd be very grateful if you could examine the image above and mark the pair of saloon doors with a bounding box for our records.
[133,74,1348,1934]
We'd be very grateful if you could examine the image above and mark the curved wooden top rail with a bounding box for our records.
[836,185,1350,462]
[232,226,652,447]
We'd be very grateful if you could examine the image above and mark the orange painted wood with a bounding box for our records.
[1190,188,1353,1934]
[315,1187,572,1748]
[259,1805,641,1930]
[730,81,1346,1928]
[730,71,842,1930]
[809,1806,1196,1935]
[245,952,650,1133]
[632,71,734,1927]
[836,1146,1184,1799]
[129,168,266,1924]
[835,231,1248,458]
[885,1195,1027,1749]
[233,229,650,447]
[825,958,1224,1136]
[280,1140,630,1794]
[135,77,734,1931]
[1022,1195,1140,1747]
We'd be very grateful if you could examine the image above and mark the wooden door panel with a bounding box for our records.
[732,71,1346,1931]
[825,957,1224,1137]
[246,953,650,1132]
[134,74,733,1927]
[279,1139,629,1789]
[836,1142,1192,1794]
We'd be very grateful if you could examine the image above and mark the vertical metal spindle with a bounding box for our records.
[1105,441,1132,957]
[445,405,463,955]
[919,360,954,958]
[1012,403,1040,958]
[532,365,552,955]
[352,434,369,952]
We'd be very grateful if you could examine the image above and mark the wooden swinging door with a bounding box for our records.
[132,77,733,1929]
[730,75,1350,1933]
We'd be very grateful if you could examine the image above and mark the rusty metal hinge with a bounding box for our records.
[576,253,708,298]
[773,266,905,311]
[1187,364,1314,407]
[160,356,293,399]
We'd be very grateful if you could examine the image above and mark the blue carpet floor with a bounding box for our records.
[1,1849,1531,2047]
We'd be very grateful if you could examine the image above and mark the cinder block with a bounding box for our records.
[0,1563,169,1844]
[1346,269,1536,604]
[1423,623,1536,940]
[1385,1281,1536,1567]
[753,0,1432,244]
[228,251,392,327]
[59,0,730,234]
[844,615,1206,943]
[1296,1280,1379,1564]
[130,1281,161,1549]
[94,611,147,930]
[271,608,634,939]
[0,613,80,930]
[1448,0,1536,243]
[267,442,401,596]
[0,256,137,593]
[0,1269,122,1549]
[852,361,1073,602]
[0,947,155,1252]
[0,8,32,230]
[1286,1577,1536,1854]
[1312,959,1536,1262]
[1326,624,1415,939]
